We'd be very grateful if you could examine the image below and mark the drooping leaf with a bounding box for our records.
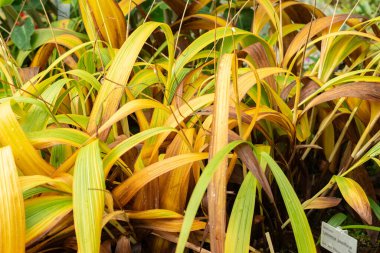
[0,102,55,175]
[79,0,126,48]
[19,174,72,194]
[304,82,380,113]
[335,176,372,224]
[113,153,208,206]
[25,195,72,245]
[87,22,174,140]
[0,146,25,253]
[261,153,316,253]
[73,140,105,253]
[103,126,175,176]
[176,140,245,253]
[228,131,274,203]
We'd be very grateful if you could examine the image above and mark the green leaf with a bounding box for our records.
[176,140,245,253]
[103,126,176,176]
[25,195,72,244]
[261,153,316,253]
[341,225,380,232]
[73,140,105,253]
[327,213,347,227]
[0,0,13,7]
[11,17,35,50]
[317,213,348,244]
[225,172,257,253]
[369,197,380,221]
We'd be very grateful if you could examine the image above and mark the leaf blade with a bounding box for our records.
[335,176,372,224]
[0,146,25,253]
[73,140,105,253]
[261,153,316,253]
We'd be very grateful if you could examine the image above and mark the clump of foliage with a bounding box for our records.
[0,0,379,252]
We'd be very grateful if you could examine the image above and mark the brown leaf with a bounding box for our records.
[133,219,206,232]
[100,240,112,253]
[17,67,39,83]
[207,54,233,253]
[283,14,355,67]
[162,0,186,16]
[281,77,320,107]
[304,82,380,113]
[115,236,132,253]
[243,43,276,90]
[228,131,274,203]
[171,14,227,32]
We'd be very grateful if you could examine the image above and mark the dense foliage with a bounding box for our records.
[0,0,379,252]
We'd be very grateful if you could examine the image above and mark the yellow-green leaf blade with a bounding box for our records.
[225,173,257,253]
[25,195,72,245]
[261,153,316,253]
[176,140,245,253]
[73,140,105,253]
[103,126,175,176]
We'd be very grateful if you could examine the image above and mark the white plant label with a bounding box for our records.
[321,222,357,253]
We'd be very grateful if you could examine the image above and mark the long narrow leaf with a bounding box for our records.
[261,153,316,253]
[208,54,233,253]
[25,196,72,245]
[73,140,105,253]
[225,173,257,253]
[113,153,208,206]
[0,146,25,253]
[0,102,54,175]
[87,22,174,140]
[176,140,245,253]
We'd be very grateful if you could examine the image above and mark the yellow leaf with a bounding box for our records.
[118,0,145,15]
[79,0,126,48]
[208,54,233,252]
[19,175,72,194]
[160,128,195,213]
[0,102,54,175]
[102,209,185,227]
[296,110,311,142]
[335,176,372,224]
[113,153,208,206]
[87,22,174,140]
[0,146,25,253]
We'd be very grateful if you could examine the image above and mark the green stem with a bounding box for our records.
[341,225,380,232]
